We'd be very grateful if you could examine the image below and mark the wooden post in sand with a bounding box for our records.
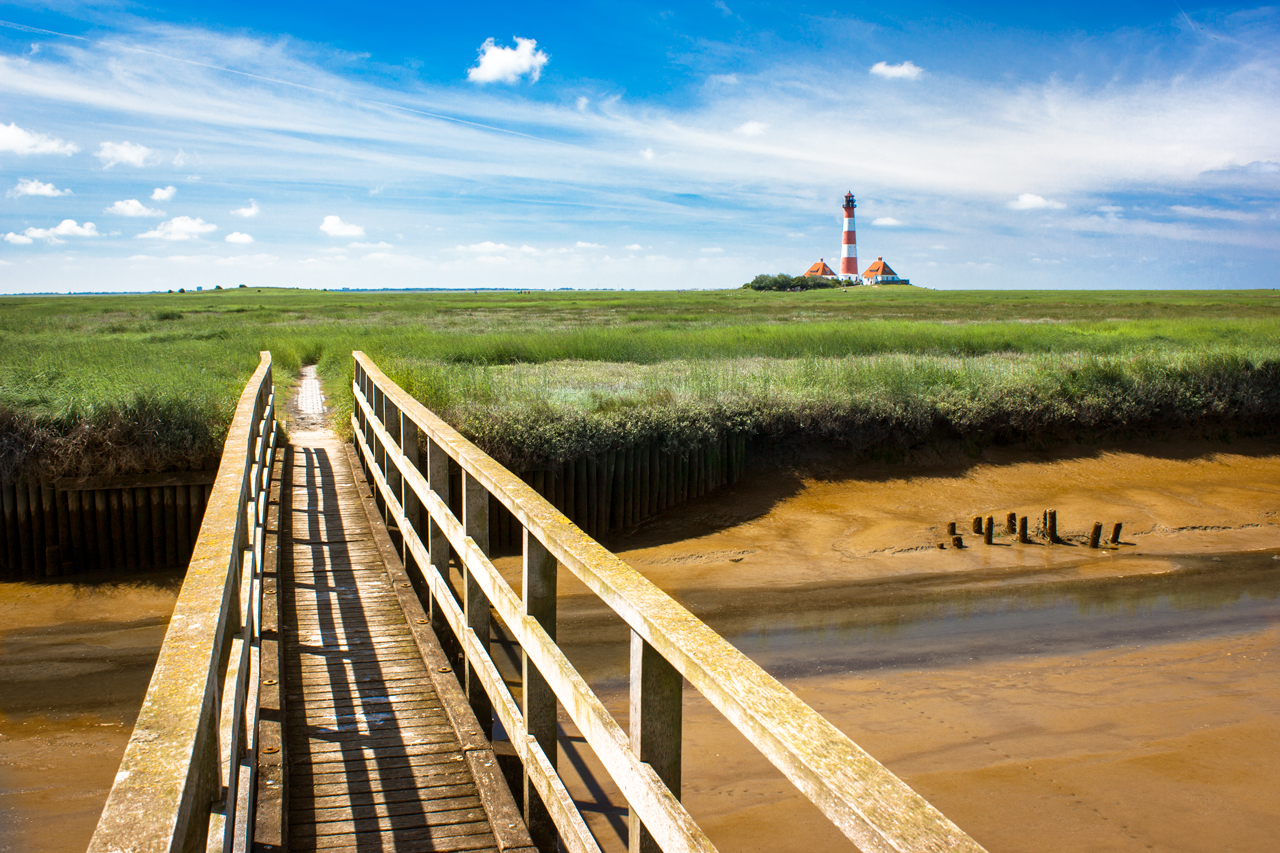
[984,516,994,545]
[1110,522,1123,545]
[1018,516,1029,543]
[972,516,982,535]
[951,535,964,549]
[946,522,957,536]
[1006,512,1017,535]
[1089,523,1103,549]
[1047,510,1058,544]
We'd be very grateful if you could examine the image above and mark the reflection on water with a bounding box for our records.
[558,552,1280,684]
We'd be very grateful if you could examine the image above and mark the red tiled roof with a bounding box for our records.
[862,257,898,278]
[803,259,837,277]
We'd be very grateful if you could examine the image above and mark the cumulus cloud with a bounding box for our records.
[225,231,254,243]
[106,199,163,217]
[138,216,217,240]
[7,219,100,244]
[735,121,767,136]
[1007,193,1066,210]
[872,217,903,226]
[96,141,153,168]
[7,178,72,198]
[467,37,549,84]
[458,241,510,252]
[870,61,923,80]
[0,122,78,155]
[232,199,260,217]
[575,241,603,248]
[320,215,364,237]
[152,186,177,201]
[640,148,655,160]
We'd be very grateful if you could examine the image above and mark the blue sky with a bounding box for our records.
[1,1,1277,292]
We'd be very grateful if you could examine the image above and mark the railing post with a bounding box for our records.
[629,633,682,853]
[522,531,558,852]
[400,411,421,581]
[426,438,451,639]
[462,470,492,735]
[384,397,403,535]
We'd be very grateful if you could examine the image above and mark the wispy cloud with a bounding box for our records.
[96,140,154,168]
[106,198,164,216]
[872,217,903,226]
[138,216,217,240]
[1170,205,1256,221]
[468,37,549,84]
[0,122,78,155]
[735,121,767,136]
[7,178,72,197]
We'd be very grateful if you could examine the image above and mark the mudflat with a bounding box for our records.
[0,575,181,853]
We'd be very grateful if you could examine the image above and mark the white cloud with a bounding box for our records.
[349,241,392,249]
[575,241,603,248]
[467,37,549,84]
[457,241,510,252]
[106,198,164,217]
[735,121,767,136]
[1170,205,1256,221]
[225,231,254,243]
[640,148,655,160]
[714,0,734,16]
[152,186,177,201]
[0,122,78,155]
[138,216,217,240]
[870,61,923,80]
[12,219,100,244]
[625,244,642,251]
[700,247,723,253]
[1097,205,1124,213]
[708,74,739,85]
[576,96,589,112]
[320,215,364,237]
[7,178,72,198]
[872,216,903,226]
[231,199,260,217]
[1007,193,1066,210]
[172,148,187,166]
[95,140,153,168]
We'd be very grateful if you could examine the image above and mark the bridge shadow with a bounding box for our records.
[284,444,471,851]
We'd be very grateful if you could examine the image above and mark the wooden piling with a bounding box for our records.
[55,489,72,575]
[971,516,982,535]
[946,521,957,536]
[110,489,127,571]
[137,488,153,570]
[984,516,994,545]
[2,482,16,578]
[163,486,178,568]
[1111,522,1123,545]
[150,487,165,568]
[951,535,964,549]
[1006,512,1017,535]
[574,457,588,531]
[1019,516,1029,543]
[1089,523,1103,549]
[1047,510,1058,544]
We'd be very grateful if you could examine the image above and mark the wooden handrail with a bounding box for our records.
[88,353,276,853]
[352,351,987,853]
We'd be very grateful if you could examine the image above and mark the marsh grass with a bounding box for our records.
[3,287,1279,478]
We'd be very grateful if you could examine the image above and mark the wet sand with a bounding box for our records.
[603,438,1280,594]
[534,438,1280,852]
[0,575,180,853]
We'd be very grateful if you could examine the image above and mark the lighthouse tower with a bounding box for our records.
[840,192,858,280]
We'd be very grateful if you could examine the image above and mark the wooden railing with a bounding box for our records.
[352,351,988,853]
[88,352,277,853]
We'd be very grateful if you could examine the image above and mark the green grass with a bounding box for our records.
[2,287,1279,478]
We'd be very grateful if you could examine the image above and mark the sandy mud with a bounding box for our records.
[0,575,180,853]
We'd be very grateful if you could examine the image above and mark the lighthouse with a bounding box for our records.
[840,192,858,280]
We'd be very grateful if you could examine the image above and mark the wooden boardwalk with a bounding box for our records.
[279,429,532,853]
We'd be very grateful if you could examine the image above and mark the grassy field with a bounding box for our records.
[2,286,1278,478]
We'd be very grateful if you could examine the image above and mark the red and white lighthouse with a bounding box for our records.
[840,192,858,279]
